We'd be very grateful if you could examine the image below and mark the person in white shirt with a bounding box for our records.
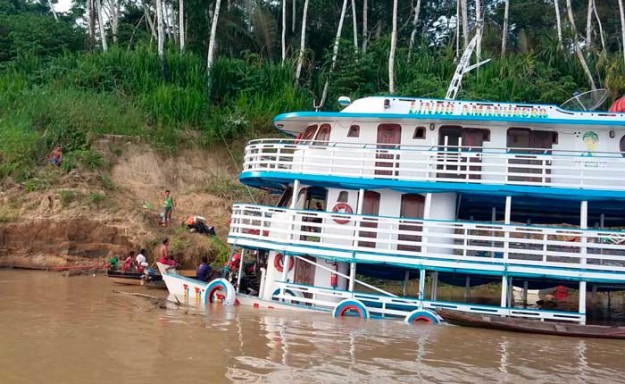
[135,249,147,272]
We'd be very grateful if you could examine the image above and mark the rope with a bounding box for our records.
[216,127,257,204]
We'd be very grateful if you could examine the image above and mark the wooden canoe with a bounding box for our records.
[436,308,625,339]
[106,269,165,289]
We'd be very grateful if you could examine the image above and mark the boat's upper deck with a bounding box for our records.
[274,96,625,136]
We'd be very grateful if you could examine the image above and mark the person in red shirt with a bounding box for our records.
[158,239,170,265]
[121,251,135,272]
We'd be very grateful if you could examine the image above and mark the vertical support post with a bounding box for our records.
[418,269,426,307]
[503,196,511,261]
[349,188,365,293]
[423,193,432,255]
[501,275,508,309]
[464,275,471,301]
[236,249,246,294]
[507,277,513,308]
[523,280,528,308]
[579,280,587,325]
[591,284,597,307]
[580,200,588,265]
[431,271,438,300]
[403,270,410,296]
[490,206,496,257]
[281,180,300,297]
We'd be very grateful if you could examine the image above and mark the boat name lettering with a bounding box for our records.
[409,101,548,119]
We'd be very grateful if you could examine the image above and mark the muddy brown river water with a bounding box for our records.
[1,269,625,383]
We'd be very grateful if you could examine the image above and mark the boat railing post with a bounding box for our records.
[500,275,508,312]
[580,201,588,266]
[418,269,426,308]
[579,280,587,325]
[504,196,512,262]
[236,248,246,294]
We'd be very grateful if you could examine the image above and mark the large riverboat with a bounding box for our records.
[160,90,625,328]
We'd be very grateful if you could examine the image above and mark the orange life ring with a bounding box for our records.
[274,253,294,272]
[332,202,353,224]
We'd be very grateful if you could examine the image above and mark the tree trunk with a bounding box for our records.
[320,0,349,108]
[501,0,509,55]
[407,0,421,62]
[207,0,223,77]
[585,0,592,49]
[554,0,563,48]
[388,0,398,93]
[156,0,166,75]
[281,0,287,63]
[88,0,96,46]
[461,0,468,48]
[295,0,309,81]
[179,0,185,51]
[592,0,606,52]
[105,0,121,44]
[292,0,296,33]
[455,0,460,57]
[566,0,596,90]
[144,4,157,39]
[619,0,625,66]
[95,0,108,51]
[361,0,367,52]
[47,0,58,21]
[475,0,481,59]
[351,0,358,53]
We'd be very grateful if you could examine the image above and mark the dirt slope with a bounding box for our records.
[0,137,246,269]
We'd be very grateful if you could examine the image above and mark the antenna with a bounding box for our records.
[445,25,491,100]
[560,89,609,111]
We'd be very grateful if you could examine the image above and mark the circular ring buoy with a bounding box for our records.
[332,299,369,319]
[204,279,236,306]
[274,253,294,273]
[404,309,442,325]
[331,203,353,224]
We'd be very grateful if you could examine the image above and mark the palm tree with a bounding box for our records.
[351,0,358,53]
[501,0,509,55]
[389,0,398,93]
[295,0,310,81]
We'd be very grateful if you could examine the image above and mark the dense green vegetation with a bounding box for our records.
[2,0,625,182]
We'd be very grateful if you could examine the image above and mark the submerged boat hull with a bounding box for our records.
[106,269,165,288]
[437,309,625,339]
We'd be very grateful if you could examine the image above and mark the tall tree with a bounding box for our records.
[156,0,165,72]
[475,0,481,59]
[554,0,563,48]
[407,0,421,62]
[619,0,625,66]
[87,0,96,46]
[388,0,398,93]
[585,0,592,49]
[361,0,367,52]
[179,0,185,51]
[351,0,358,53]
[501,0,509,55]
[320,0,349,108]
[47,0,58,21]
[281,0,286,62]
[295,0,309,81]
[565,0,596,90]
[95,0,108,50]
[207,0,223,76]
[461,0,468,48]
[592,0,605,52]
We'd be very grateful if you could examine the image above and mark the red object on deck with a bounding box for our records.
[609,96,625,112]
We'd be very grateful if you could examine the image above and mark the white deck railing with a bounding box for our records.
[229,204,625,275]
[243,139,625,191]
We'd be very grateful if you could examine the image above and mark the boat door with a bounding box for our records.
[438,126,485,179]
[375,124,401,176]
[398,194,425,251]
[358,191,380,248]
[437,126,462,179]
[462,128,485,180]
[294,255,316,290]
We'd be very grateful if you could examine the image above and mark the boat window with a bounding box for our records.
[337,191,349,203]
[348,125,360,138]
[299,125,318,144]
[314,124,331,145]
[413,126,426,139]
[377,124,402,148]
[507,128,555,150]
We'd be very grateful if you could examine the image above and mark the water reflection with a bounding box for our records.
[1,270,625,384]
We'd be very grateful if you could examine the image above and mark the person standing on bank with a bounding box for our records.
[162,190,175,227]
